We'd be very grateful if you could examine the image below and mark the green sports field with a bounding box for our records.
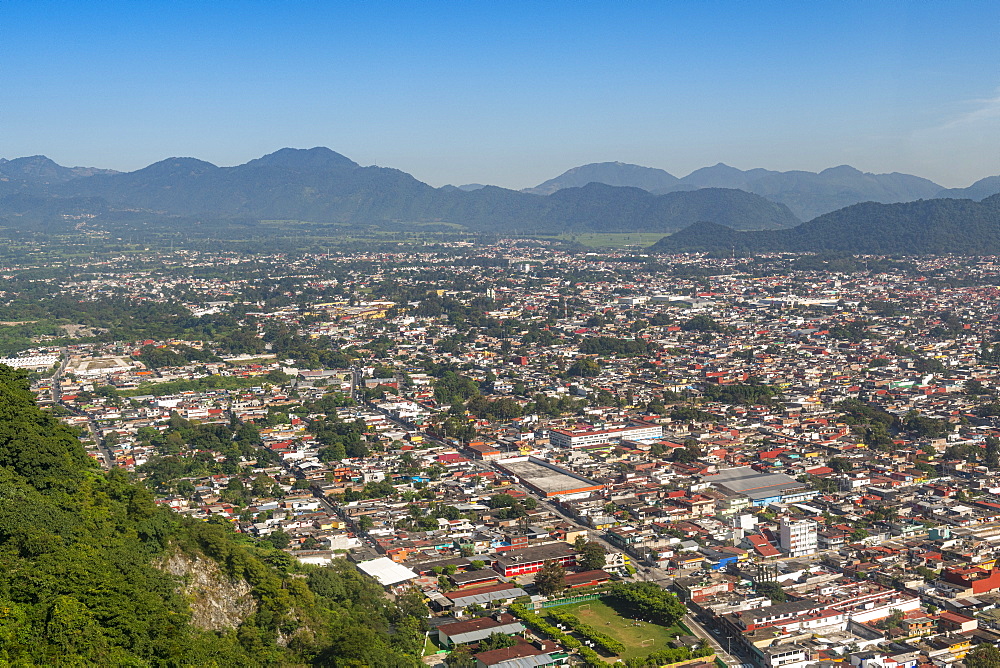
[552,598,687,661]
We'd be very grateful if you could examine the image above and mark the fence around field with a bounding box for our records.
[660,655,717,668]
[540,592,604,608]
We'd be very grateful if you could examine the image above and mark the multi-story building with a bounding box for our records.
[548,421,663,449]
[779,518,818,557]
[493,543,578,578]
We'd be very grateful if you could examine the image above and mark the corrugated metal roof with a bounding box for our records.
[491,654,555,668]
[448,587,527,607]
[356,557,418,586]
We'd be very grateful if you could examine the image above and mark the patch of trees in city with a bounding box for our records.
[135,343,221,368]
[680,315,726,333]
[0,287,251,349]
[834,398,951,447]
[312,415,371,461]
[433,371,482,405]
[606,581,687,628]
[487,492,538,520]
[827,319,874,342]
[701,380,781,406]
[263,324,354,369]
[136,413,277,492]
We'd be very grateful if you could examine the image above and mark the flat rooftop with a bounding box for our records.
[707,466,806,499]
[499,459,600,495]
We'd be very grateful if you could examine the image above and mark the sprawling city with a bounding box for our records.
[4,241,1000,666]
[6,1,1000,666]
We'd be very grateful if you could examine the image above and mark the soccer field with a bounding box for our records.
[553,598,686,661]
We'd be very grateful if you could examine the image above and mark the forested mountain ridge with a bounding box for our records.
[0,364,427,666]
[8,148,1000,237]
[523,161,680,195]
[652,194,1000,254]
[526,161,947,220]
[0,148,799,233]
[0,156,118,197]
[936,175,1000,201]
[664,163,943,220]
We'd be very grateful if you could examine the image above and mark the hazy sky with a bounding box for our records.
[3,1,1000,188]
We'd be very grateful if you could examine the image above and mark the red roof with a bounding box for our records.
[938,611,974,624]
[746,534,781,557]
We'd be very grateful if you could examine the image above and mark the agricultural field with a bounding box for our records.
[549,232,670,248]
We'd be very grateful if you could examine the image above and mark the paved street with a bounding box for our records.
[684,613,742,667]
[51,347,114,469]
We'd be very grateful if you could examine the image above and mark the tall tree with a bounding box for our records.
[986,435,1000,469]
[576,540,607,571]
[966,644,1000,668]
[534,561,567,596]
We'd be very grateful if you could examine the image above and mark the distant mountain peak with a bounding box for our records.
[4,155,62,170]
[0,155,118,185]
[136,157,219,175]
[524,161,678,195]
[936,175,1000,201]
[245,147,358,170]
[819,164,863,176]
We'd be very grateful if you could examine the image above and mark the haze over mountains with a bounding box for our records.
[524,161,967,220]
[2,148,1000,250]
[0,148,799,234]
[936,176,1000,202]
[653,195,1000,255]
[523,162,681,197]
[0,155,118,189]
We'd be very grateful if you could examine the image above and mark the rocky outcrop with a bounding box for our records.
[160,550,256,631]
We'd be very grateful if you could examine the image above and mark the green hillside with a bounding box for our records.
[652,194,1000,254]
[0,364,425,667]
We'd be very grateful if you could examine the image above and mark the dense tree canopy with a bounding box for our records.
[607,581,687,627]
[0,364,428,666]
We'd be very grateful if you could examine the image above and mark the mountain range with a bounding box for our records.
[936,176,1000,202]
[524,161,977,220]
[523,162,680,196]
[651,195,1000,255]
[0,148,799,234]
[3,148,1000,248]
[0,155,118,193]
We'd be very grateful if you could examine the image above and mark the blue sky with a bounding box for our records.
[3,1,999,188]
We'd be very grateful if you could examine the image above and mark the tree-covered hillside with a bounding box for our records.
[653,194,1000,254]
[0,148,798,235]
[0,364,426,666]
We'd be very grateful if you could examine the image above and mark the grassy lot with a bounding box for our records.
[117,374,264,397]
[422,632,448,657]
[547,232,670,248]
[553,598,685,661]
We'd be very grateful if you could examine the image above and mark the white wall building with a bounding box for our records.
[0,354,59,370]
[548,421,663,449]
[779,518,818,557]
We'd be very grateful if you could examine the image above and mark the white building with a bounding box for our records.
[762,644,811,668]
[0,354,59,370]
[779,518,818,557]
[548,421,663,449]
